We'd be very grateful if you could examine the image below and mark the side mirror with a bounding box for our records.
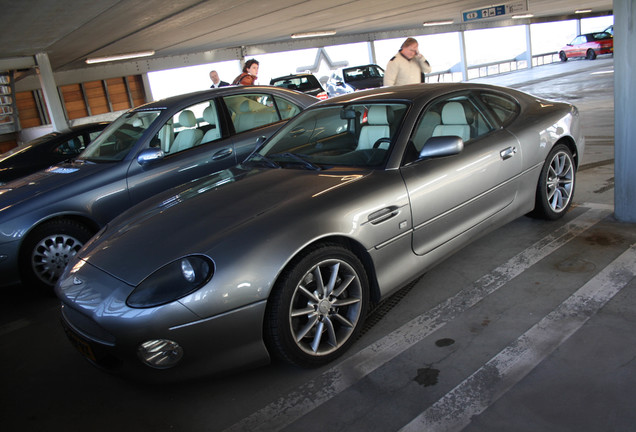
[419,136,464,160]
[137,147,165,165]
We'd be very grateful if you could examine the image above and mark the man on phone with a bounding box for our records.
[384,37,432,86]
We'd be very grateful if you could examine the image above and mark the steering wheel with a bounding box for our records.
[373,137,391,149]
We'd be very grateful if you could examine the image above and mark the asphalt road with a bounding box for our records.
[3,57,633,432]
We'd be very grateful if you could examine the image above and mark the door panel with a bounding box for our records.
[402,129,522,256]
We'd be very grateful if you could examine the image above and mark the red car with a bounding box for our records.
[559,31,613,61]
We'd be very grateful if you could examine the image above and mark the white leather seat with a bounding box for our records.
[171,110,203,153]
[201,105,221,143]
[432,102,470,141]
[357,105,390,150]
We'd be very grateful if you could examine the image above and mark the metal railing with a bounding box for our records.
[424,51,562,83]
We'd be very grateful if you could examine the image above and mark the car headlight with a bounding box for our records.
[127,255,213,308]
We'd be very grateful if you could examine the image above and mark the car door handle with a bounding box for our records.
[500,146,517,160]
[368,206,399,225]
[212,148,233,160]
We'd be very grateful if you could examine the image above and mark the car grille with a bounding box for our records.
[61,303,116,345]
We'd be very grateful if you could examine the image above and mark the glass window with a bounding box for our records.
[223,93,282,133]
[155,99,220,154]
[81,111,160,162]
[254,103,407,168]
[407,94,495,164]
[54,137,84,156]
[477,92,519,126]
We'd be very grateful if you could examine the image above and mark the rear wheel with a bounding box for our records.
[531,144,575,220]
[586,49,597,60]
[20,219,93,291]
[264,244,368,367]
[559,51,567,62]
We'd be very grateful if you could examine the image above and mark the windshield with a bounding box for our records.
[250,103,407,169]
[79,110,161,162]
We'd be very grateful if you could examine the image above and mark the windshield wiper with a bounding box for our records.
[243,153,280,169]
[274,152,321,171]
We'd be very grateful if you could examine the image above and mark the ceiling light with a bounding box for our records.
[575,9,592,14]
[512,14,534,19]
[291,30,336,39]
[85,50,155,64]
[423,20,454,26]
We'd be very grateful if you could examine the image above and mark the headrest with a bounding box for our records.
[202,106,216,125]
[240,100,251,112]
[441,102,467,125]
[179,110,197,128]
[367,105,388,125]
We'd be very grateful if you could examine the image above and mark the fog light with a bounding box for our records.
[137,339,183,369]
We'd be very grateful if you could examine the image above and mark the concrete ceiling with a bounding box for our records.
[0,0,613,74]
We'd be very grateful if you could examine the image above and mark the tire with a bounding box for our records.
[20,219,93,291]
[264,244,369,367]
[559,51,567,62]
[586,49,597,60]
[531,144,575,220]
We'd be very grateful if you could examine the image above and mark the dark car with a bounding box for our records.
[0,86,317,289]
[270,73,328,100]
[559,31,613,61]
[0,122,108,185]
[326,64,385,97]
[56,83,583,380]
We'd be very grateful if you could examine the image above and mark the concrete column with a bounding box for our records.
[524,24,533,68]
[34,52,69,132]
[614,0,636,222]
[459,31,468,81]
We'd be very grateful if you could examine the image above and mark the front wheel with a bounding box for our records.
[559,51,568,62]
[19,219,93,291]
[264,244,369,367]
[531,144,575,220]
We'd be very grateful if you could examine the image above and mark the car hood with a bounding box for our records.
[78,165,368,286]
[0,160,115,211]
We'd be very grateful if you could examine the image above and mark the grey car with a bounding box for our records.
[0,86,317,289]
[56,83,583,380]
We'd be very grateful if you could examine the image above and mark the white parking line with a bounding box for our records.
[399,243,636,432]
[223,206,611,432]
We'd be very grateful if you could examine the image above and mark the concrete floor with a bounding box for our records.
[2,57,634,432]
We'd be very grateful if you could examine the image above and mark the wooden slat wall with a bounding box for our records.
[60,84,88,119]
[15,91,42,128]
[0,74,148,153]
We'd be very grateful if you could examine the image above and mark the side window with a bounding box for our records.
[274,96,301,120]
[54,137,84,156]
[87,130,103,143]
[407,94,495,163]
[223,93,281,133]
[478,92,519,126]
[154,99,220,155]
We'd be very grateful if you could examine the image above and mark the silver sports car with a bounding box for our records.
[56,83,583,380]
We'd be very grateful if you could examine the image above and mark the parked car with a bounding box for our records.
[326,64,384,97]
[0,122,108,185]
[56,82,583,380]
[559,31,613,61]
[0,86,317,290]
[270,73,328,100]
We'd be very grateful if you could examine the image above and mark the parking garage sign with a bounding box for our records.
[462,1,529,22]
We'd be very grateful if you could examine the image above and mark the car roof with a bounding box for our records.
[319,82,517,105]
[131,85,313,111]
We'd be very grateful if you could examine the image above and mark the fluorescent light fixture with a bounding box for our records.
[423,20,454,26]
[575,9,592,14]
[291,30,336,39]
[512,14,534,19]
[85,50,155,64]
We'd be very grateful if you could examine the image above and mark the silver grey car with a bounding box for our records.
[56,83,583,380]
[0,86,317,290]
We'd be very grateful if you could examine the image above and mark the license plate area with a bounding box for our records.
[62,320,97,362]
